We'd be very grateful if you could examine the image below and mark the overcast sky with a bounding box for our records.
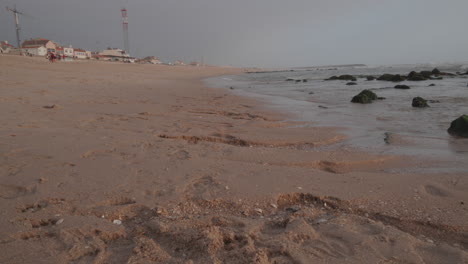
[1,0,468,67]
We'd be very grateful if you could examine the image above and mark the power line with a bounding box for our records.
[6,5,23,53]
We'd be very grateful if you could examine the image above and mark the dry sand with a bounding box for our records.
[0,55,467,263]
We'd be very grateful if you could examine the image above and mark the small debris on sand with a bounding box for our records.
[42,105,56,109]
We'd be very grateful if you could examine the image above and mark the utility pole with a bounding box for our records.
[6,5,23,55]
[121,8,129,55]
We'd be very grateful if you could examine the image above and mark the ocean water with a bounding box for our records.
[207,63,468,173]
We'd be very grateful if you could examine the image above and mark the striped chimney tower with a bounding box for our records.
[121,8,129,54]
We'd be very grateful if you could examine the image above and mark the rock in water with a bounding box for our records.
[346,82,357,86]
[420,71,433,78]
[377,74,406,82]
[432,68,441,75]
[366,76,376,81]
[351,90,378,104]
[339,75,357,81]
[428,83,436,87]
[412,97,429,108]
[407,71,428,81]
[448,115,468,138]
[394,84,410,89]
[326,75,357,81]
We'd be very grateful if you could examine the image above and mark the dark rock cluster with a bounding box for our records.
[448,115,468,138]
[394,85,410,89]
[377,74,406,82]
[351,90,378,104]
[412,97,429,108]
[325,75,357,81]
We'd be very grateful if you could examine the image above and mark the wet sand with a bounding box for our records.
[0,55,467,263]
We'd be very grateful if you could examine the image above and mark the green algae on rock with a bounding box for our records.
[448,115,468,138]
[351,90,378,104]
[412,97,429,108]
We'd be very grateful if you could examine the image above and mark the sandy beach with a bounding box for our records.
[1,55,467,263]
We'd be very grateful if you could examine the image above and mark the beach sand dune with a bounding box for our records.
[0,55,467,263]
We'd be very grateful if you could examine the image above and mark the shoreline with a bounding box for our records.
[1,55,467,263]
[209,69,468,174]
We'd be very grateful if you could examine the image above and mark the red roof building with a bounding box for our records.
[22,38,58,52]
[1,41,14,48]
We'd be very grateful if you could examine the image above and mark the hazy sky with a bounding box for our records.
[1,0,468,67]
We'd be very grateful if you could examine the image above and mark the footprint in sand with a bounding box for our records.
[0,184,36,199]
[168,149,191,160]
[424,184,451,197]
[185,175,224,200]
[316,161,341,174]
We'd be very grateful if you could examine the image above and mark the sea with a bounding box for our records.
[206,63,468,173]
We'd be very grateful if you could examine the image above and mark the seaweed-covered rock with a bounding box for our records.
[412,97,429,108]
[326,75,357,81]
[351,94,372,104]
[361,90,378,100]
[346,82,357,86]
[420,71,433,78]
[407,71,428,81]
[366,76,376,81]
[339,75,356,81]
[351,90,378,104]
[377,74,406,82]
[432,68,441,75]
[448,115,468,138]
[394,84,410,89]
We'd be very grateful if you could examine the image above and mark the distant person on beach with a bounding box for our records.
[48,52,56,63]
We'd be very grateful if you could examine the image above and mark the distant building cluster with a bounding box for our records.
[0,38,133,62]
[1,38,203,66]
[1,38,93,59]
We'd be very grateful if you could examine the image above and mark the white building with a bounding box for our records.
[96,48,133,62]
[23,45,47,56]
[100,48,129,57]
[64,46,74,57]
[22,38,58,53]
[56,46,74,57]
[74,49,88,59]
[0,41,14,54]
